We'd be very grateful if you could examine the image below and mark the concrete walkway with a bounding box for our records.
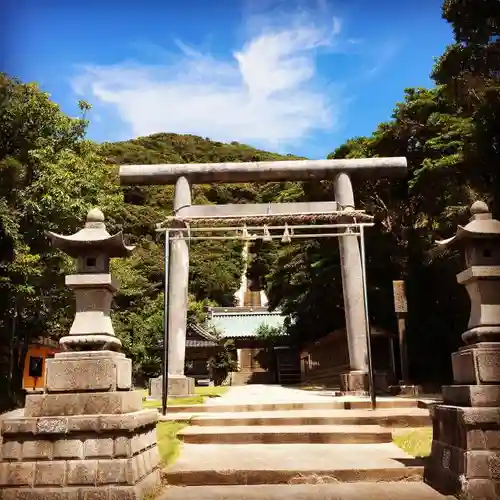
[208,384,423,404]
[204,384,438,407]
[209,384,337,404]
[160,384,449,498]
[161,483,453,500]
[165,442,424,485]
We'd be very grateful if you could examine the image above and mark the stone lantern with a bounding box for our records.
[425,201,500,500]
[0,208,161,500]
[47,207,133,352]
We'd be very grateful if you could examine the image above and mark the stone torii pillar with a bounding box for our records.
[334,173,369,392]
[167,176,195,396]
[119,158,407,394]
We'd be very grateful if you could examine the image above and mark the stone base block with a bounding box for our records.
[149,375,195,399]
[0,409,160,498]
[168,376,195,397]
[340,371,368,395]
[372,371,393,393]
[442,384,500,407]
[425,463,500,500]
[462,326,500,345]
[46,351,132,393]
[25,390,143,417]
[389,384,423,396]
[0,467,160,500]
[339,371,392,394]
[425,404,500,499]
[452,344,500,385]
[1,410,158,442]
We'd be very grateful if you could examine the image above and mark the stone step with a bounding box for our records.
[164,442,424,486]
[178,424,392,444]
[189,408,430,427]
[164,398,423,414]
[160,483,452,499]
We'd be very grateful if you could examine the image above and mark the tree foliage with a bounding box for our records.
[264,4,499,382]
[255,323,287,344]
[0,74,122,408]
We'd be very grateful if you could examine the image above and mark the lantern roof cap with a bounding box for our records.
[437,201,500,248]
[47,208,135,258]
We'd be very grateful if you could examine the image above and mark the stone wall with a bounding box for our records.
[300,328,396,391]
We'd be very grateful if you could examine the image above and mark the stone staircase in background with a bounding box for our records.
[276,348,302,385]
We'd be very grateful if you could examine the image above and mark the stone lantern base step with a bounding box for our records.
[452,344,500,385]
[425,404,500,500]
[442,384,500,407]
[0,409,161,499]
[45,350,133,393]
[0,468,161,500]
[24,390,143,417]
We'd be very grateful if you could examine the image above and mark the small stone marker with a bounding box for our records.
[0,208,161,499]
[425,201,500,500]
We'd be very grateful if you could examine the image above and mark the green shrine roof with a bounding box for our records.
[208,307,286,339]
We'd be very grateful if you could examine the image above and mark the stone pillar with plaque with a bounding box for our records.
[389,280,421,395]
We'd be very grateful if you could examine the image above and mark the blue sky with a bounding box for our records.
[4,0,453,158]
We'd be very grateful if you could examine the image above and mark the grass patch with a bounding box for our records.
[142,385,229,408]
[194,386,229,397]
[143,395,205,408]
[393,427,433,458]
[156,421,187,466]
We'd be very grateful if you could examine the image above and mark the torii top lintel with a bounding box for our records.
[119,157,408,185]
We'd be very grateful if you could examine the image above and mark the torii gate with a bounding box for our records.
[119,157,407,404]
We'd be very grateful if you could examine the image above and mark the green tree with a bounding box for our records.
[207,339,238,386]
[0,74,121,409]
[432,0,500,213]
[255,323,287,344]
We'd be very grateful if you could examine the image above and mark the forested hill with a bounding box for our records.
[100,133,299,165]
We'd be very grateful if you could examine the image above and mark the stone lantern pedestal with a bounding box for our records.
[425,202,500,500]
[0,209,161,500]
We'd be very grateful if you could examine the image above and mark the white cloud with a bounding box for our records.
[71,8,345,151]
[365,41,400,78]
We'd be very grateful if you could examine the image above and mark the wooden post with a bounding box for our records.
[392,280,409,384]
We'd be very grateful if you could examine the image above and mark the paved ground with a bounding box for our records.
[208,385,338,404]
[167,442,420,474]
[208,385,415,404]
[160,385,447,498]
[160,483,452,500]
